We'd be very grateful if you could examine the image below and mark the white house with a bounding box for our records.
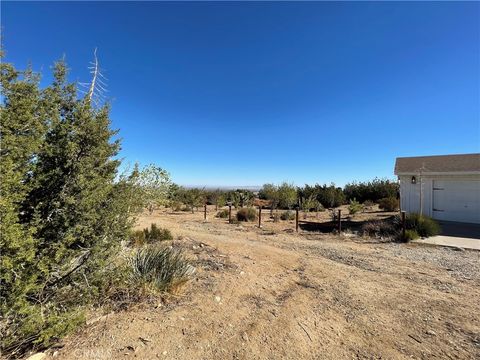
[394,153,480,224]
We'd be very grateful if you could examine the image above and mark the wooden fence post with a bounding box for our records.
[228,204,232,224]
[401,211,406,240]
[204,203,207,221]
[258,206,262,228]
[338,209,342,233]
[295,207,299,232]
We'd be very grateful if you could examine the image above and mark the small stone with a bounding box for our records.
[242,332,249,341]
[426,330,437,336]
[139,337,151,344]
[162,351,168,355]
[240,271,245,276]
[26,353,47,360]
[215,296,221,303]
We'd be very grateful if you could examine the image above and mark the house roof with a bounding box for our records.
[394,153,480,175]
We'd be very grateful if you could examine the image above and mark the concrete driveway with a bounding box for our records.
[413,221,480,250]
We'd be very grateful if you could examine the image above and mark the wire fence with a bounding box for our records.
[194,203,406,236]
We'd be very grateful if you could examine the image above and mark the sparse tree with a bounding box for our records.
[136,164,172,214]
[277,182,297,209]
[259,183,280,216]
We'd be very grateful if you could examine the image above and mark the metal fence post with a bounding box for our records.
[295,207,299,232]
[338,209,342,233]
[258,206,262,228]
[228,204,232,224]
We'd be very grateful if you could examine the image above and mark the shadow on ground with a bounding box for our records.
[439,221,480,240]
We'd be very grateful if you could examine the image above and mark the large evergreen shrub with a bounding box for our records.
[297,183,345,209]
[0,58,142,355]
[344,178,399,203]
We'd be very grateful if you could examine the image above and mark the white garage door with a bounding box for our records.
[432,180,480,224]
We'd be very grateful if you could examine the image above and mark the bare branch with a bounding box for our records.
[84,48,108,107]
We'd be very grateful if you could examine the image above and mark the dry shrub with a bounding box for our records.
[280,210,295,221]
[171,201,183,211]
[404,229,420,241]
[130,224,173,246]
[236,207,257,222]
[361,218,399,238]
[378,197,399,212]
[405,213,441,237]
[216,209,229,218]
[363,200,375,207]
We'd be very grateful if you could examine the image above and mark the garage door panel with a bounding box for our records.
[432,180,480,224]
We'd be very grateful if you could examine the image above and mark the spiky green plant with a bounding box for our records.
[130,246,194,292]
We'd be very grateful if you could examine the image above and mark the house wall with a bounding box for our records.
[399,174,480,221]
[399,175,431,216]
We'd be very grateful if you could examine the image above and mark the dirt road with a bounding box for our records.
[54,210,480,359]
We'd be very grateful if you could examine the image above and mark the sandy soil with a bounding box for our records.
[51,207,480,359]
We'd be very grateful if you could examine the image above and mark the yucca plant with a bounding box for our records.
[130,246,195,292]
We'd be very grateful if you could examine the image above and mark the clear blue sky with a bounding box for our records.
[3,1,479,187]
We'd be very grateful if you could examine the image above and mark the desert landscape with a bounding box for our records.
[3,3,479,359]
[51,207,480,359]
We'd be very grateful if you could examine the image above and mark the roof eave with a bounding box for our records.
[395,171,480,176]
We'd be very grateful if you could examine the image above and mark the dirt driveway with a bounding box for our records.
[53,209,480,359]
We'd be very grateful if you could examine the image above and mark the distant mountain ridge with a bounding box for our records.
[183,185,261,191]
